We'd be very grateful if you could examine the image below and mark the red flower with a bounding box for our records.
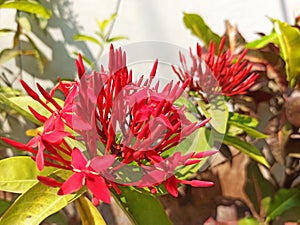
[58,148,114,203]
[136,151,216,197]
[38,148,115,204]
[172,37,259,97]
[2,112,71,170]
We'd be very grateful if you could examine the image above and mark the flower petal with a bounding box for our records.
[179,179,214,187]
[71,148,87,170]
[58,173,84,195]
[37,176,63,187]
[36,142,45,171]
[86,174,111,203]
[90,155,115,173]
[164,175,178,197]
[43,131,70,144]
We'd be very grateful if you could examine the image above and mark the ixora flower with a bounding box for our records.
[172,37,259,97]
[2,45,216,204]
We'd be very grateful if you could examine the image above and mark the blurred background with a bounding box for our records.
[1,0,299,88]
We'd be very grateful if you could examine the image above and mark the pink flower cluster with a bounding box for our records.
[2,45,216,204]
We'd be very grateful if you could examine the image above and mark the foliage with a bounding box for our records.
[182,12,300,224]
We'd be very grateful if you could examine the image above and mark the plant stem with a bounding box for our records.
[95,0,122,63]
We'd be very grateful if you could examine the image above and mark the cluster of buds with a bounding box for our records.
[172,37,259,97]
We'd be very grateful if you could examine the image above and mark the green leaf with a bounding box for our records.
[0,1,51,19]
[0,170,84,225]
[222,135,270,168]
[0,156,55,193]
[0,94,42,125]
[228,121,268,138]
[245,32,278,49]
[0,95,65,125]
[0,49,23,65]
[75,196,106,225]
[183,13,222,48]
[244,161,275,214]
[73,34,102,47]
[97,14,117,32]
[238,217,260,225]
[198,95,228,134]
[271,19,300,87]
[174,96,199,114]
[112,187,172,225]
[266,188,300,222]
[176,127,214,179]
[106,35,128,43]
[228,112,258,128]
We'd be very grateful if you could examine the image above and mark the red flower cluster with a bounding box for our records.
[172,38,259,97]
[2,45,216,204]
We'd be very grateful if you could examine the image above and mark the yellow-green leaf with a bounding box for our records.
[73,34,102,47]
[245,32,278,49]
[198,95,228,134]
[0,1,51,19]
[272,19,300,87]
[222,135,270,168]
[0,170,83,225]
[75,196,106,225]
[183,13,222,48]
[0,156,55,193]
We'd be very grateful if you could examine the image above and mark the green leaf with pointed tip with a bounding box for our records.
[75,196,106,225]
[245,32,278,49]
[112,187,172,225]
[106,36,128,43]
[183,13,222,48]
[271,19,300,87]
[0,170,84,225]
[73,34,102,47]
[97,14,117,32]
[222,135,270,168]
[266,188,300,222]
[0,156,55,193]
[0,1,51,19]
[228,121,268,139]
